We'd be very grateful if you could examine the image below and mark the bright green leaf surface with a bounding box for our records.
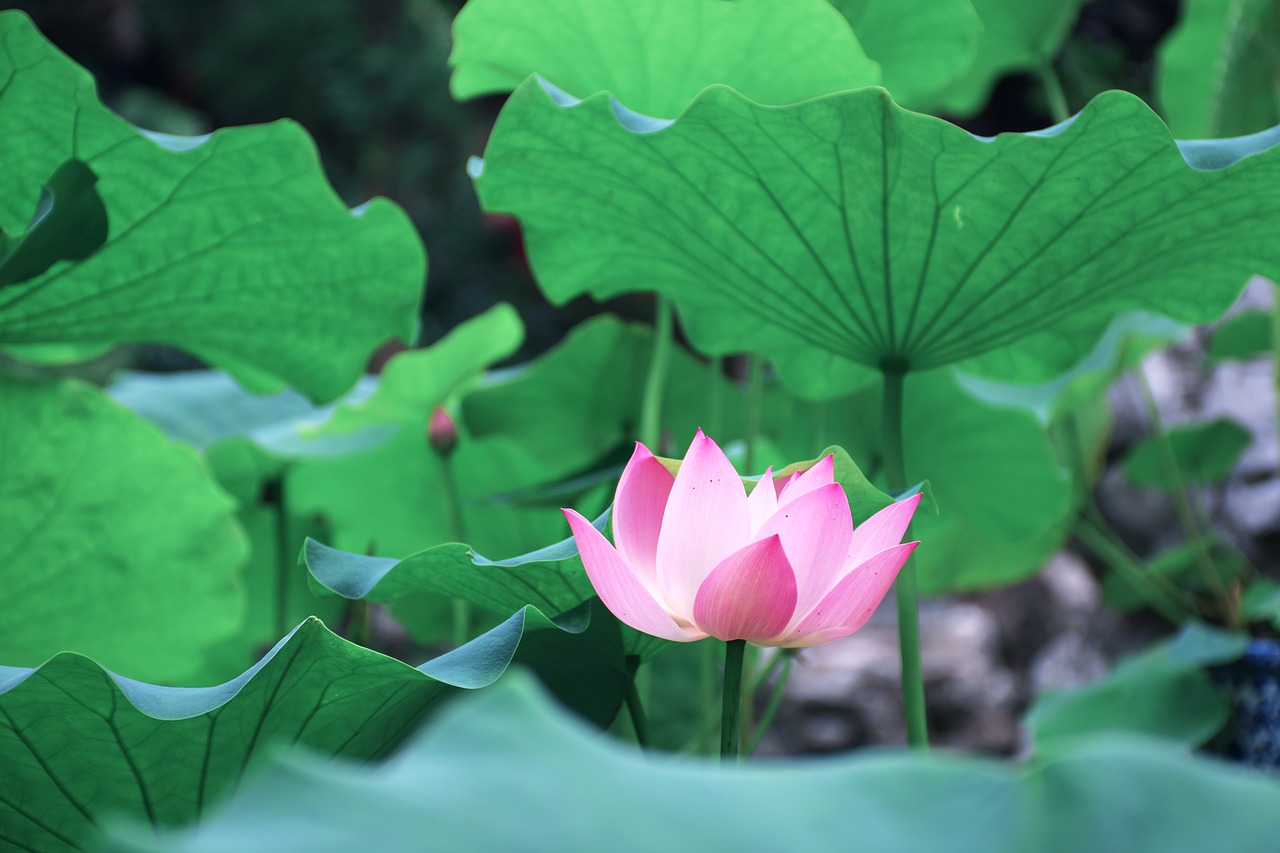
[106,672,1280,853]
[477,82,1280,395]
[934,0,1090,116]
[1122,418,1252,490]
[831,0,980,110]
[1209,308,1272,362]
[0,605,624,852]
[0,158,108,287]
[0,376,246,683]
[0,12,424,401]
[449,0,879,117]
[1026,623,1246,749]
[1158,0,1280,139]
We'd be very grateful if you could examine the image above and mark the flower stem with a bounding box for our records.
[624,674,651,748]
[745,356,764,472]
[747,649,797,755]
[882,366,929,749]
[707,355,725,439]
[721,639,747,762]
[640,296,675,452]
[439,453,470,646]
[1036,62,1071,124]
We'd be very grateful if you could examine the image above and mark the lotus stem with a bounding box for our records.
[640,295,675,452]
[882,366,929,749]
[438,452,471,646]
[721,639,747,762]
[624,674,651,748]
[1036,63,1071,124]
[746,356,763,472]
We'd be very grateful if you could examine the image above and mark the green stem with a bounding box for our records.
[707,355,726,440]
[721,639,747,762]
[1133,370,1238,627]
[882,367,928,749]
[624,676,651,748]
[1074,513,1196,624]
[745,357,764,472]
[439,454,471,646]
[640,296,675,452]
[698,640,717,754]
[747,650,797,755]
[1036,62,1071,124]
[271,474,290,640]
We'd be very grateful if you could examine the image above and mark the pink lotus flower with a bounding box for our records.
[562,430,920,648]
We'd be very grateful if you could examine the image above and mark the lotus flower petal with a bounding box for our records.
[612,442,675,593]
[754,482,853,618]
[563,508,705,643]
[776,454,835,507]
[787,541,918,646]
[846,493,922,570]
[693,535,797,642]
[746,467,778,536]
[656,429,750,615]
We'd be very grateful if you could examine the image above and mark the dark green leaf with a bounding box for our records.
[1025,623,1247,749]
[0,376,246,684]
[1158,0,1280,138]
[0,158,108,287]
[104,672,1280,853]
[1209,309,1272,363]
[0,11,424,401]
[1102,538,1246,612]
[449,0,879,117]
[1122,418,1252,490]
[477,83,1280,396]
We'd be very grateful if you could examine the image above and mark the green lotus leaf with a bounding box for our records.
[105,671,1280,853]
[0,375,247,684]
[0,11,424,401]
[1209,308,1272,362]
[476,82,1280,395]
[449,0,879,118]
[830,0,981,110]
[1026,623,1247,749]
[1158,0,1280,139]
[934,0,1090,116]
[0,157,108,287]
[0,604,624,852]
[1122,418,1253,490]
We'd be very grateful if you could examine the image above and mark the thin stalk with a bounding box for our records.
[1058,413,1197,624]
[721,639,747,762]
[439,454,471,646]
[624,676,651,748]
[1036,63,1071,124]
[1133,370,1239,627]
[640,296,675,452]
[707,355,726,439]
[1074,513,1197,623]
[745,357,764,473]
[882,367,928,749]
[698,640,717,754]
[747,650,797,755]
[271,474,290,640]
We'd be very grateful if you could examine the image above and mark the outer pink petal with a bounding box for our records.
[612,442,675,593]
[655,430,750,616]
[846,493,922,569]
[692,535,797,643]
[563,509,704,643]
[777,455,835,507]
[753,482,853,618]
[784,541,918,646]
[746,467,778,536]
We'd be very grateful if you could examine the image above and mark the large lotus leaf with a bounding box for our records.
[0,11,424,402]
[0,376,247,684]
[1026,623,1247,749]
[476,79,1280,395]
[934,0,1090,116]
[1158,0,1280,139]
[771,369,1070,594]
[448,0,879,118]
[0,157,108,287]
[830,0,981,111]
[106,672,1280,853]
[0,605,625,852]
